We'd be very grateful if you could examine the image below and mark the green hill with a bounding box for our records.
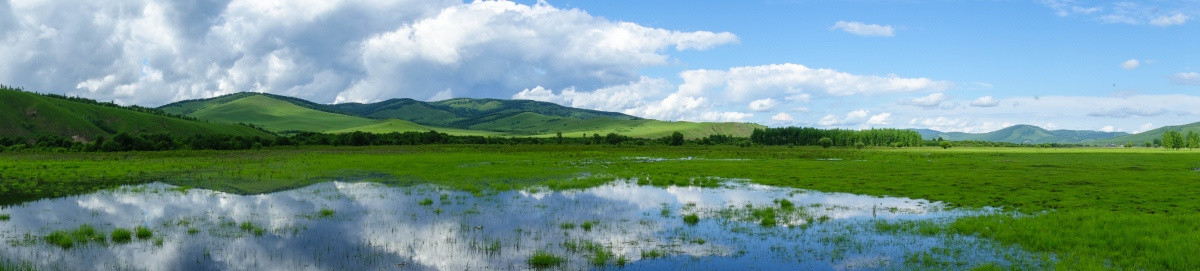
[166,93,763,138]
[915,125,1128,144]
[0,87,272,141]
[1094,121,1200,146]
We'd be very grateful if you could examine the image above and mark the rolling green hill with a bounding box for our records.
[1093,121,1200,146]
[915,125,1128,144]
[0,87,272,141]
[165,93,763,138]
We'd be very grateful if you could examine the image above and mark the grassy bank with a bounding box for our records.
[2,145,1198,269]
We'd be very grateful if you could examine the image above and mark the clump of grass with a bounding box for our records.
[581,221,595,231]
[44,231,74,249]
[135,226,153,239]
[418,198,434,206]
[0,213,10,221]
[560,222,576,230]
[434,208,443,215]
[44,224,106,249]
[111,228,133,243]
[239,222,265,236]
[617,255,628,266]
[187,228,200,235]
[641,249,666,259]
[590,249,615,266]
[775,198,794,210]
[318,208,336,218]
[683,214,700,225]
[527,250,565,268]
[753,208,777,226]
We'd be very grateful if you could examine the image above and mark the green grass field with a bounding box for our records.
[2,145,1197,270]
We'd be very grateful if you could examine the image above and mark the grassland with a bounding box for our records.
[2,145,1198,269]
[0,88,271,140]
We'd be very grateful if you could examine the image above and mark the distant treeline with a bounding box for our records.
[0,130,751,152]
[750,127,925,147]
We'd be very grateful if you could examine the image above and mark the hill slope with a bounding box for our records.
[1095,121,1200,145]
[915,125,1127,144]
[167,93,763,138]
[0,87,272,141]
[160,93,466,134]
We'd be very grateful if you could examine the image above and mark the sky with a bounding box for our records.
[1,0,1198,133]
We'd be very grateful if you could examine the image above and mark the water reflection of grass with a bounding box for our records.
[4,145,1199,269]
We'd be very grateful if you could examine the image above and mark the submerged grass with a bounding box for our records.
[3,145,1199,269]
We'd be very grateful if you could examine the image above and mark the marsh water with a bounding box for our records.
[0,180,1043,270]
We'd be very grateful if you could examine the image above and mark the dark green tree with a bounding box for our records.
[669,131,685,146]
[817,137,833,148]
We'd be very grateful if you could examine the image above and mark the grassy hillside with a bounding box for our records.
[0,87,272,140]
[182,94,381,133]
[917,125,1127,144]
[1096,121,1200,145]
[166,93,764,138]
[327,119,500,136]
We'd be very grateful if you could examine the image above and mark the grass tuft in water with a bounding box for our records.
[135,226,153,239]
[0,213,10,221]
[590,249,615,266]
[527,250,565,268]
[418,198,434,206]
[239,222,265,236]
[318,208,336,218]
[560,222,576,230]
[44,224,106,249]
[110,228,132,243]
[683,214,700,225]
[581,221,596,231]
[641,249,666,259]
[44,231,74,249]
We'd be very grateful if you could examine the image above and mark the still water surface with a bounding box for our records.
[0,180,1041,270]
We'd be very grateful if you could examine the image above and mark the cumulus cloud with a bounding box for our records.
[970,96,1000,107]
[1171,72,1200,85]
[771,112,795,122]
[678,63,953,101]
[900,92,948,108]
[513,77,671,113]
[1099,125,1116,132]
[0,0,737,106]
[818,110,891,128]
[1135,123,1155,133]
[748,98,779,112]
[830,21,895,37]
[1121,59,1140,70]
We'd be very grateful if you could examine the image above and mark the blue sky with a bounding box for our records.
[1,0,1197,133]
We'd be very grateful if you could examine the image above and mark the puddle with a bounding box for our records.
[0,180,1044,270]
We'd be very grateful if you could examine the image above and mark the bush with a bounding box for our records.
[940,141,952,149]
[817,137,833,148]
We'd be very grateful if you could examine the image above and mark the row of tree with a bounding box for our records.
[1161,130,1200,150]
[749,127,925,147]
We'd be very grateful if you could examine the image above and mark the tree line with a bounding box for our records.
[0,130,750,153]
[749,127,925,147]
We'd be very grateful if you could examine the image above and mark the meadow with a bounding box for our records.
[2,145,1198,269]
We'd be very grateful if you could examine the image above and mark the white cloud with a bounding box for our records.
[1135,123,1155,134]
[679,63,953,101]
[1121,59,1140,70]
[0,0,737,106]
[1170,72,1200,85]
[1150,13,1189,26]
[699,112,753,122]
[867,113,892,125]
[830,21,895,37]
[970,96,999,107]
[1045,1,1193,26]
[748,98,779,112]
[818,109,890,128]
[771,112,795,122]
[513,77,671,113]
[1099,125,1116,132]
[900,92,948,108]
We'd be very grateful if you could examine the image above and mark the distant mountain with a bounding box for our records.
[1094,121,1200,146]
[0,87,272,141]
[160,93,764,138]
[914,125,1128,144]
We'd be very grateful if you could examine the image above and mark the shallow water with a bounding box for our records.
[0,180,1043,270]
